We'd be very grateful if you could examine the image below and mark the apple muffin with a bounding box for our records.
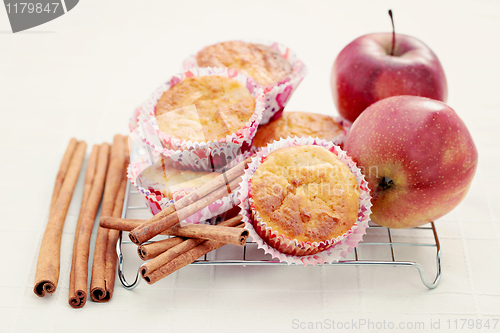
[137,156,220,200]
[195,41,292,86]
[250,145,360,255]
[155,75,256,142]
[253,111,345,148]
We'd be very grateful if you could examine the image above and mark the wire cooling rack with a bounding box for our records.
[117,181,442,290]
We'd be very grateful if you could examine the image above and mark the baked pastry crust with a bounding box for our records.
[196,41,292,86]
[155,76,255,142]
[251,145,359,243]
[253,112,345,148]
[138,157,219,200]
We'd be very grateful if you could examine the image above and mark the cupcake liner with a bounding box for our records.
[183,40,307,124]
[129,67,265,171]
[129,124,254,174]
[127,149,239,224]
[237,136,372,266]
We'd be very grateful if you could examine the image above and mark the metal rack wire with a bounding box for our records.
[117,181,442,290]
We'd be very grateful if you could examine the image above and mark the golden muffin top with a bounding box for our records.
[253,112,345,148]
[196,41,292,86]
[138,157,219,200]
[155,75,255,142]
[251,145,359,243]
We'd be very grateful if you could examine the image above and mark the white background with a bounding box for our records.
[1,0,499,332]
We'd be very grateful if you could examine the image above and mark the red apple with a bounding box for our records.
[344,96,477,228]
[331,32,448,122]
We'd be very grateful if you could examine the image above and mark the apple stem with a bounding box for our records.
[388,9,395,56]
[379,177,394,190]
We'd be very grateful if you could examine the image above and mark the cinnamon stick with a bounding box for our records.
[128,157,251,244]
[69,143,110,308]
[103,139,129,302]
[100,216,248,246]
[137,237,185,261]
[143,238,206,275]
[49,138,78,216]
[34,140,87,297]
[142,222,245,284]
[129,176,243,245]
[140,215,243,279]
[167,223,248,246]
[99,216,146,232]
[68,144,100,308]
[90,134,126,302]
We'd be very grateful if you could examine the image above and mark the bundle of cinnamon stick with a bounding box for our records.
[34,135,130,308]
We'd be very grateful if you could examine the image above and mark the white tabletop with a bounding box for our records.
[1,1,500,332]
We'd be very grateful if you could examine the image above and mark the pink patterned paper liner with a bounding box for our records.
[127,152,239,224]
[182,40,307,124]
[237,136,372,266]
[129,67,264,172]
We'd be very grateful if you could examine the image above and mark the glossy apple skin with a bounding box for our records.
[331,33,448,123]
[344,96,477,228]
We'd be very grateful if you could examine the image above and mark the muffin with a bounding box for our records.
[184,41,307,124]
[250,145,360,255]
[195,41,292,87]
[253,111,345,148]
[155,75,256,143]
[131,68,264,172]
